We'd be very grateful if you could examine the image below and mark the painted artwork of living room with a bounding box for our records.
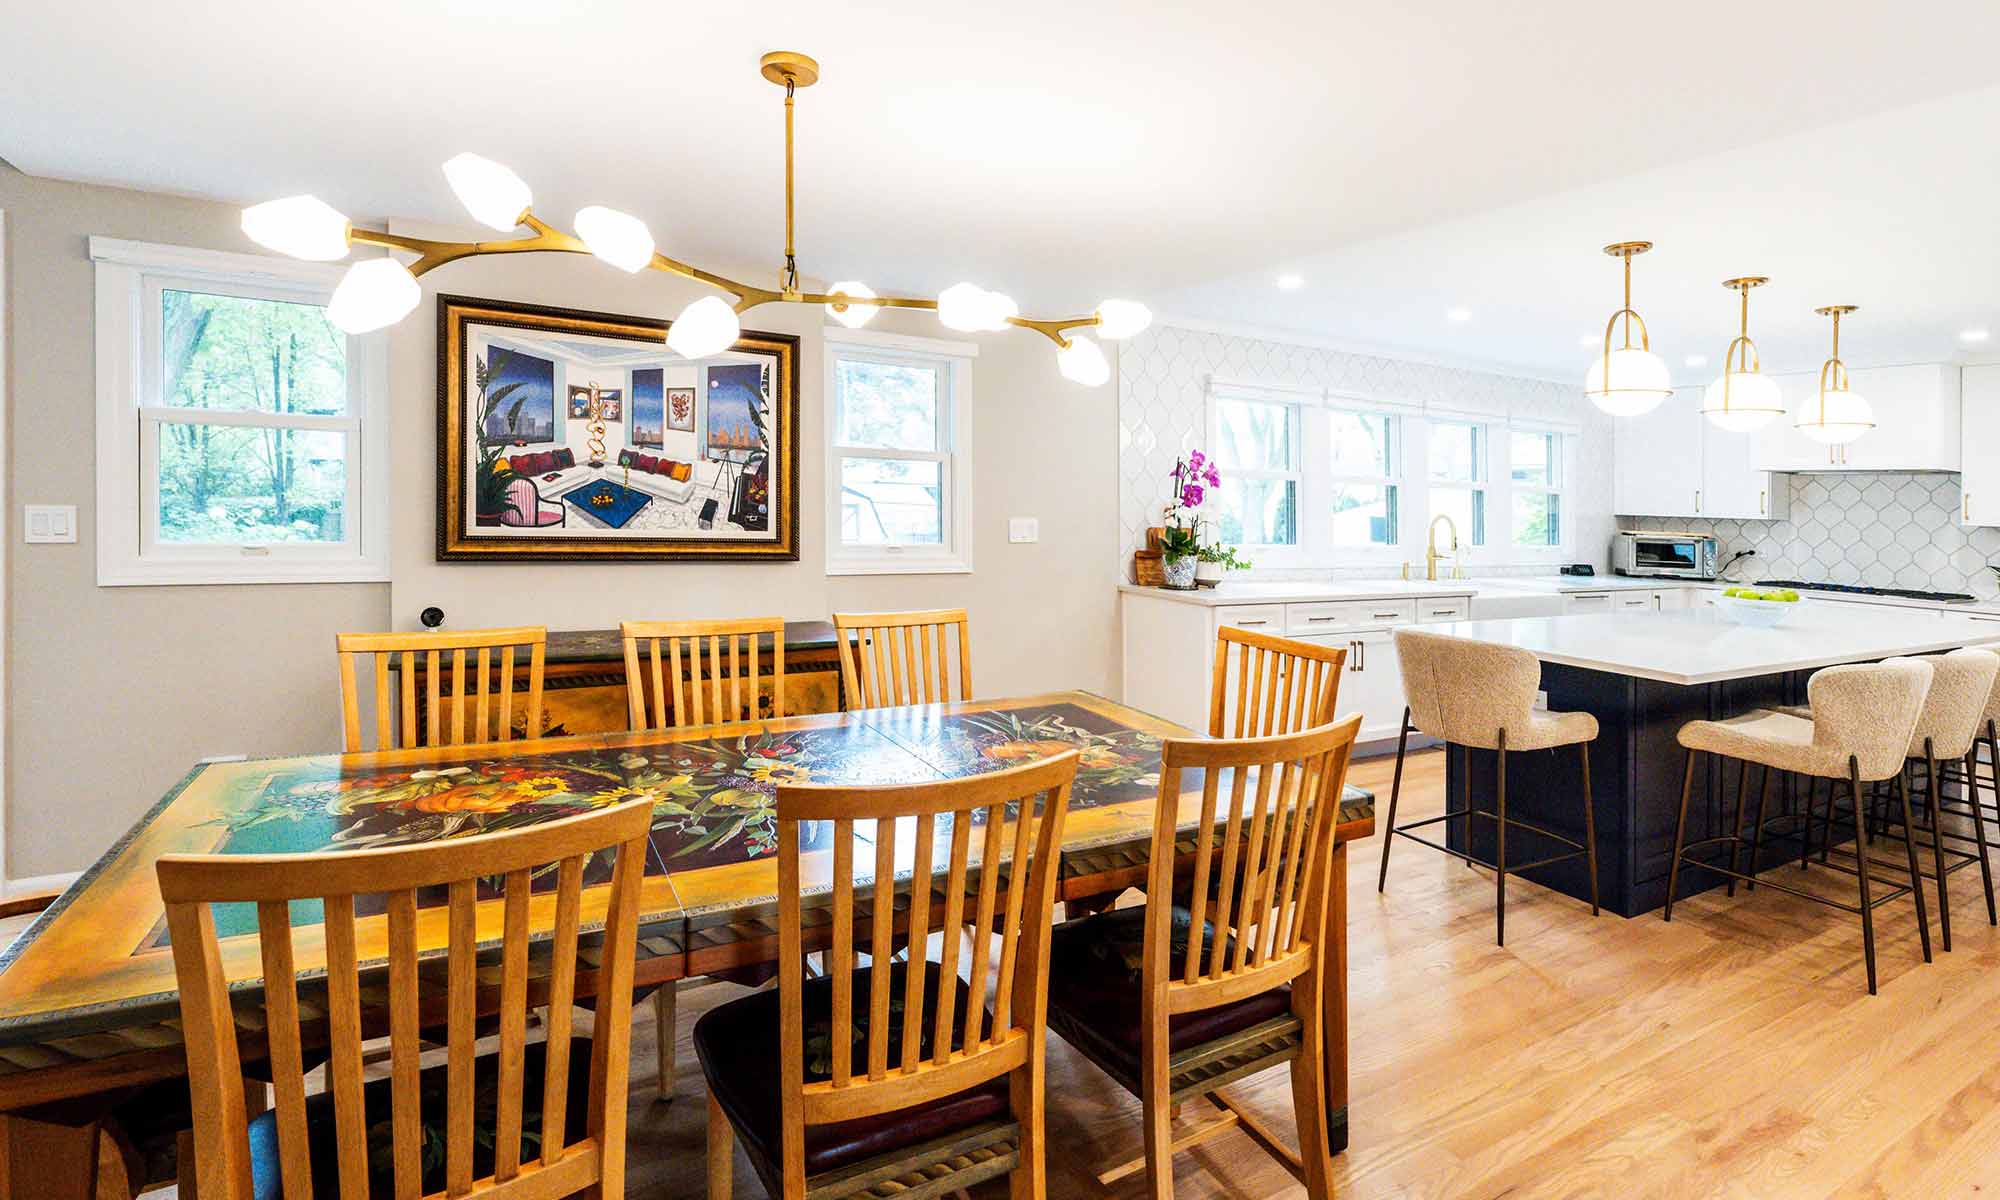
[457,312,787,555]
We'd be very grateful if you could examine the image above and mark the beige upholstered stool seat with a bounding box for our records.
[1678,709,1841,777]
[1768,647,2000,762]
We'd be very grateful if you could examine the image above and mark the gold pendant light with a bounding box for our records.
[1796,305,1874,445]
[1700,277,1786,432]
[237,51,1148,383]
[1582,241,1673,416]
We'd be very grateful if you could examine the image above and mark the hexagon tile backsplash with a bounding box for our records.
[1622,473,1999,599]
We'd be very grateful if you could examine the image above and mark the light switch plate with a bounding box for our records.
[24,505,77,544]
[1008,517,1039,544]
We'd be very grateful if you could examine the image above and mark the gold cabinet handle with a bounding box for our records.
[1694,489,1701,513]
[1759,489,1766,515]
[1966,492,1973,522]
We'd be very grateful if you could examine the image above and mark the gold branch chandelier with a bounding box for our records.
[238,50,1149,386]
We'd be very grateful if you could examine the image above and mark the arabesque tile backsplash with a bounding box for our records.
[1622,472,2000,599]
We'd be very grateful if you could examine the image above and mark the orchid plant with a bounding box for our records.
[1160,451,1224,563]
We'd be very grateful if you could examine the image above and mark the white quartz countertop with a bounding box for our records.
[1479,575,1687,594]
[1117,580,1476,606]
[1424,604,2000,686]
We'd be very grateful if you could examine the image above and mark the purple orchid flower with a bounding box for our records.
[1181,482,1205,508]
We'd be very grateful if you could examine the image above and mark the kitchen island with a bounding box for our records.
[1420,605,2000,916]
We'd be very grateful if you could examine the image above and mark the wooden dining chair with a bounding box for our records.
[1210,625,1348,739]
[619,616,785,1104]
[621,617,787,730]
[157,800,651,1200]
[1044,715,1362,1200]
[831,608,972,709]
[335,627,548,752]
[696,750,1079,1200]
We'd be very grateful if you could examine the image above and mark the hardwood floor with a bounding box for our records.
[138,748,2000,1196]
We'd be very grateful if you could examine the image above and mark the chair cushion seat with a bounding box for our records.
[692,961,1009,1179]
[1044,904,1292,1084]
[244,1036,596,1200]
[1678,709,1852,778]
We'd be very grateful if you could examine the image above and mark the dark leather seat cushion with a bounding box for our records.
[242,1037,596,1200]
[1045,905,1292,1080]
[693,961,1009,1179]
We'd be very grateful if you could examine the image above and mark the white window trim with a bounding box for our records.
[1320,397,1404,556]
[1498,420,1573,559]
[823,326,975,576]
[1424,416,1490,551]
[92,237,391,586]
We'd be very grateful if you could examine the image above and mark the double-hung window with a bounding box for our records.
[1508,427,1566,548]
[93,238,389,585]
[1326,408,1399,547]
[824,330,974,574]
[1427,420,1487,546]
[1212,393,1300,547]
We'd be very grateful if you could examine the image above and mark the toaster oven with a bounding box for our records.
[1611,531,1719,580]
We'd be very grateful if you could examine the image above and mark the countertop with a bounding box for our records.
[1117,580,1476,607]
[1424,604,2000,686]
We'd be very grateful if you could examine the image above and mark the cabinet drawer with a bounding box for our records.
[1214,604,1285,633]
[1615,593,1655,611]
[1286,599,1416,634]
[1415,598,1470,623]
[1564,592,1615,613]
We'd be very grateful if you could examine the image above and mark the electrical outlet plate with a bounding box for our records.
[1008,517,1039,544]
[24,505,77,544]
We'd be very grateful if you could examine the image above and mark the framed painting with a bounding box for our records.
[437,294,800,561]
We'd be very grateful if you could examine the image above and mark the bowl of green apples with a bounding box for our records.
[1715,586,1804,627]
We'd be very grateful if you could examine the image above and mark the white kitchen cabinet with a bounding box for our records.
[1296,629,1405,743]
[1960,364,2000,526]
[1563,591,1616,614]
[1613,386,1786,519]
[1758,363,1962,473]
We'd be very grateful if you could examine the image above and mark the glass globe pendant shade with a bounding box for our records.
[823,281,878,329]
[667,295,741,358]
[1095,299,1153,339]
[1056,335,1110,387]
[240,196,351,261]
[325,259,420,333]
[573,206,655,273]
[442,153,532,231]
[937,283,1018,332]
[1795,389,1873,444]
[1701,371,1785,432]
[1582,346,1672,416]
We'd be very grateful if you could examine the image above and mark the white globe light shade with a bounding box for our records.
[573,206,655,273]
[442,153,531,231]
[824,281,878,329]
[1700,371,1785,432]
[1057,335,1111,387]
[982,290,1019,330]
[240,196,351,261]
[937,282,990,331]
[1095,299,1152,339]
[1581,346,1672,416]
[1795,388,1874,445]
[667,296,741,359]
[325,259,420,334]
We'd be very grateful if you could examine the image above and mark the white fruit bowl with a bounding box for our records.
[1715,593,1803,628]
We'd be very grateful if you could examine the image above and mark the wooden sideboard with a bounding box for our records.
[398,622,846,739]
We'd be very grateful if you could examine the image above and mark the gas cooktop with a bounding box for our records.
[1755,579,1977,603]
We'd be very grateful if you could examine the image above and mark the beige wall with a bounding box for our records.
[0,161,390,879]
[386,242,1123,704]
[0,174,1122,878]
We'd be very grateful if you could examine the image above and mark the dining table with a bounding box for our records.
[0,690,1374,1197]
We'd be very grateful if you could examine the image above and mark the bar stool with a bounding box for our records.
[1666,657,1934,995]
[1377,628,1601,946]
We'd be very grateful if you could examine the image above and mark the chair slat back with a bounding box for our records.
[336,627,548,753]
[1209,626,1348,739]
[621,618,788,730]
[158,802,652,1200]
[832,608,972,709]
[773,752,1077,1187]
[1148,716,1360,1014]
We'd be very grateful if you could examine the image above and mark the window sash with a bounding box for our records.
[825,339,972,572]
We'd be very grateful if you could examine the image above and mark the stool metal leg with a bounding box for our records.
[1376,709,1412,893]
[1849,758,1879,994]
[1746,765,1773,892]
[1924,739,1952,952]
[1725,758,1750,898]
[1580,741,1600,917]
[1892,766,1933,965]
[1965,749,1997,925]
[1495,730,1508,947]
[1798,775,1817,871]
[1664,749,1697,923]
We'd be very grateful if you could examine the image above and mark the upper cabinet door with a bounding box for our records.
[1760,364,1962,473]
[1701,415,1785,520]
[1613,387,1705,517]
[1961,364,2000,527]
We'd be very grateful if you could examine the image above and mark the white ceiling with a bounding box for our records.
[7,1,2000,375]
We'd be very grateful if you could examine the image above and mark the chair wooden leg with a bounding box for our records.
[1008,1051,1047,1200]
[1138,1022,1174,1200]
[655,983,678,1102]
[706,1091,734,1199]
[1376,710,1412,892]
[1664,750,1697,922]
[1286,978,1336,1199]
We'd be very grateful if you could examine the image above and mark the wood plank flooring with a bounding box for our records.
[143,748,2000,1196]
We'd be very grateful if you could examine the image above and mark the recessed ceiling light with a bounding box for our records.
[1685,354,1708,368]
[1962,328,1991,344]
[1446,307,1472,322]
[1276,273,1304,291]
